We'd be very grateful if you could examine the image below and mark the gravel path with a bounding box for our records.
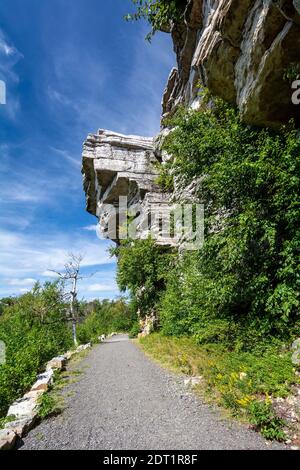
[20,335,285,450]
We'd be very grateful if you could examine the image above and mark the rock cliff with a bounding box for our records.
[82,0,300,242]
[163,0,300,127]
[82,130,175,246]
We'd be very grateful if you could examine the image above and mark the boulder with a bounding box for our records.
[292,338,300,366]
[139,314,157,338]
[46,355,67,371]
[7,395,39,420]
[82,130,176,248]
[184,376,203,387]
[65,350,76,360]
[30,369,54,392]
[76,343,91,353]
[4,415,38,438]
[24,390,44,400]
[292,338,300,350]
[0,429,17,451]
[6,390,40,432]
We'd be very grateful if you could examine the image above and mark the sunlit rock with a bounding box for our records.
[162,0,300,127]
[82,130,176,247]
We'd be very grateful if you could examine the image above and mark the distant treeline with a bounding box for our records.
[0,281,135,417]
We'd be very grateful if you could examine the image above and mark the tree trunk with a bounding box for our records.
[70,277,78,347]
[72,318,78,347]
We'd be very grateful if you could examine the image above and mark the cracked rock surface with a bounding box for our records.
[163,0,300,127]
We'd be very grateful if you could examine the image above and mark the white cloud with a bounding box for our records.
[0,228,114,278]
[0,147,82,211]
[83,225,98,232]
[51,147,81,168]
[41,270,60,278]
[0,42,14,57]
[0,214,32,230]
[47,87,73,107]
[19,288,31,294]
[87,283,117,292]
[6,278,36,286]
[0,30,20,61]
[0,28,23,121]
[0,182,43,204]
[0,227,118,299]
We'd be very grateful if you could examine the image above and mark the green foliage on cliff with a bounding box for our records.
[158,99,300,348]
[115,98,300,350]
[112,238,175,317]
[125,0,186,40]
[0,282,73,417]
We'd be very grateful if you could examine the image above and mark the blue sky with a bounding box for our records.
[0,0,174,300]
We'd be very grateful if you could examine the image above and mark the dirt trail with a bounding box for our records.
[20,335,285,450]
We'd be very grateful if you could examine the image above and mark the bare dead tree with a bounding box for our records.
[49,253,86,346]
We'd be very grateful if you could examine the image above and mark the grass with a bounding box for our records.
[37,391,63,419]
[0,414,17,430]
[37,368,84,419]
[37,350,89,421]
[139,333,299,441]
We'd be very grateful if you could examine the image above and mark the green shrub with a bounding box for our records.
[38,392,62,419]
[0,282,73,417]
[140,334,297,440]
[247,401,286,441]
[112,238,175,318]
[155,162,174,192]
[157,98,300,348]
[125,0,186,41]
[0,287,135,419]
[0,415,16,430]
[283,63,300,82]
[129,322,141,338]
[77,298,136,342]
[194,320,234,345]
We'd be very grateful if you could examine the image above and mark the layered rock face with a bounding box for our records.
[82,130,175,246]
[163,0,300,127]
[82,0,300,244]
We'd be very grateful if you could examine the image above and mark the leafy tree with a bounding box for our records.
[0,298,15,317]
[0,281,72,416]
[111,96,300,350]
[77,298,136,342]
[157,97,300,348]
[125,0,186,41]
[111,238,175,318]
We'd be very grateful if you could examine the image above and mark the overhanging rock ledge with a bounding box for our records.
[82,129,176,247]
